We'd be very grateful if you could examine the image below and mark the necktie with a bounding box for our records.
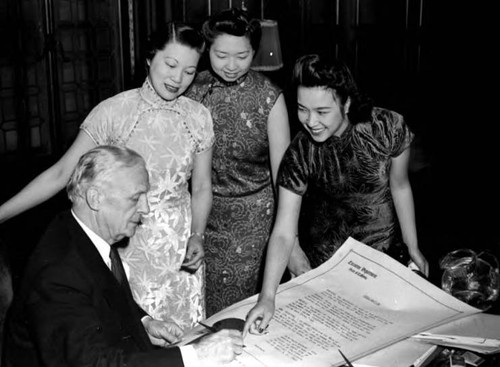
[109,246,136,302]
[108,245,150,348]
[109,246,127,287]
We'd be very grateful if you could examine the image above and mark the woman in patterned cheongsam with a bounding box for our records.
[0,22,212,330]
[185,8,291,316]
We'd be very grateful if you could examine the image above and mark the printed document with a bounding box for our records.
[184,237,481,367]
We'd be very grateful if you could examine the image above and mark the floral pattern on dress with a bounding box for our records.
[186,70,281,316]
[81,78,213,329]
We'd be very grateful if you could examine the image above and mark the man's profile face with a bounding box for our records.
[98,163,150,243]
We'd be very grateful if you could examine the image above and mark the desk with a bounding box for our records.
[184,313,500,366]
[356,313,500,367]
[192,239,499,367]
[428,350,499,367]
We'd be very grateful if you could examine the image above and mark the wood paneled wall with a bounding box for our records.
[130,0,445,134]
[130,0,499,256]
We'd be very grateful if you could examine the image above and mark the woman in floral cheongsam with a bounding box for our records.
[185,8,291,316]
[0,22,212,330]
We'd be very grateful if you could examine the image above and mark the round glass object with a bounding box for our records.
[440,249,500,311]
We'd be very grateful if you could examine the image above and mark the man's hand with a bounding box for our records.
[192,329,244,365]
[142,317,183,347]
[181,235,204,271]
[243,298,275,338]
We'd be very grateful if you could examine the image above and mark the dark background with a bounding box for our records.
[0,0,498,313]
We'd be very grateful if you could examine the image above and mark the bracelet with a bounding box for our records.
[190,232,205,241]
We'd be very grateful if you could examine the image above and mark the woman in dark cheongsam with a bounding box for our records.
[185,8,291,316]
[245,54,429,333]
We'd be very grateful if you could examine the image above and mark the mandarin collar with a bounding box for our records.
[322,122,353,147]
[139,77,183,114]
[208,69,249,88]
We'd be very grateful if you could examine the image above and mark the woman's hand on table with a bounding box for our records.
[243,298,275,338]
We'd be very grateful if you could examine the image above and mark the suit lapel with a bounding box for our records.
[66,214,152,350]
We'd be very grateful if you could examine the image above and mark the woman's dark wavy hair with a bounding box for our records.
[145,21,206,62]
[202,7,262,51]
[292,54,373,124]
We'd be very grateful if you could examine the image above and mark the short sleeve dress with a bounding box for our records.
[185,69,281,316]
[278,107,414,268]
[81,78,214,329]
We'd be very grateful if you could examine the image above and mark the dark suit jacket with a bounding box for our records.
[2,211,184,367]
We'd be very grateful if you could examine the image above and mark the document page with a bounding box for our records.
[190,237,481,367]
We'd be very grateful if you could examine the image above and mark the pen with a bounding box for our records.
[198,321,218,333]
[338,349,354,367]
[198,321,247,348]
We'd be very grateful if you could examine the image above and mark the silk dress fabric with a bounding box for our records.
[278,107,414,268]
[186,70,281,316]
[81,78,214,329]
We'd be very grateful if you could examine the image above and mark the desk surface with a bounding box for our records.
[356,313,500,367]
[428,348,499,367]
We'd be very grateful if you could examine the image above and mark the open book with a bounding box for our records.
[183,237,498,366]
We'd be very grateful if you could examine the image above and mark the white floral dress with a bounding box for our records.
[81,78,214,329]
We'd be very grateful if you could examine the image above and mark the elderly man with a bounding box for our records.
[2,145,243,366]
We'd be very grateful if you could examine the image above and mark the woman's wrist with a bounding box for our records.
[189,232,205,241]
